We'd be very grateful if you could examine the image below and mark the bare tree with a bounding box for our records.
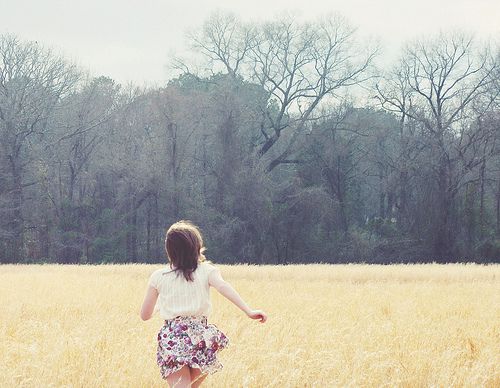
[39,76,121,262]
[190,12,378,172]
[376,32,499,258]
[189,11,256,77]
[0,34,80,261]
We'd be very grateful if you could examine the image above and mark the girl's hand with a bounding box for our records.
[247,309,267,323]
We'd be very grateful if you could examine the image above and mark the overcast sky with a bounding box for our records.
[1,0,499,86]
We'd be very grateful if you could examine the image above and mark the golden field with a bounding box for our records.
[0,263,499,387]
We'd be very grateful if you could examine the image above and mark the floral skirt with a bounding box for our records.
[156,315,229,379]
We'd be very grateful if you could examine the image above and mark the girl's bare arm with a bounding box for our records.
[140,285,159,321]
[208,268,267,323]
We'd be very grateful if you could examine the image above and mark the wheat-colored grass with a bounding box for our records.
[0,263,499,387]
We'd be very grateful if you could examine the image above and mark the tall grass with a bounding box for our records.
[0,263,498,387]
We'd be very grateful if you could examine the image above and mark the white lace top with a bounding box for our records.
[148,261,217,320]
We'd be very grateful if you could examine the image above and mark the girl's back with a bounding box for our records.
[149,261,217,320]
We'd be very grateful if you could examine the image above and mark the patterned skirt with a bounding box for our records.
[156,315,229,379]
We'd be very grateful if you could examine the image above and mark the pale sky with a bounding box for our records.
[1,0,499,86]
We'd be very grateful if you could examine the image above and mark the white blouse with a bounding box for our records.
[148,261,217,320]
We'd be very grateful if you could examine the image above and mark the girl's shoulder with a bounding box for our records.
[198,260,218,274]
[148,266,171,289]
[151,266,174,277]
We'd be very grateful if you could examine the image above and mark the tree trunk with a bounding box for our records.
[336,156,348,233]
[7,155,24,262]
[153,192,160,259]
[434,154,452,260]
[464,181,476,255]
[496,178,500,238]
[126,193,138,262]
[168,123,180,218]
[479,158,486,239]
[387,191,395,220]
[146,198,151,260]
[379,190,386,219]
[398,170,409,228]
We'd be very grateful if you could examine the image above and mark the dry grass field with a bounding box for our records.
[0,263,499,387]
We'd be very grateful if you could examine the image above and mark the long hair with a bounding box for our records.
[165,220,206,281]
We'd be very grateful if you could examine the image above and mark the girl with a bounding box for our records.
[140,220,267,387]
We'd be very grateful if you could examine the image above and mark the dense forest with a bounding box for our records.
[1,13,499,264]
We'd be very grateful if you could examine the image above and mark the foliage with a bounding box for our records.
[0,20,499,263]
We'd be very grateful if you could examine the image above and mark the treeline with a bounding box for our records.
[1,13,499,264]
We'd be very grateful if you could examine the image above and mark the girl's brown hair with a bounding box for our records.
[165,220,206,281]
